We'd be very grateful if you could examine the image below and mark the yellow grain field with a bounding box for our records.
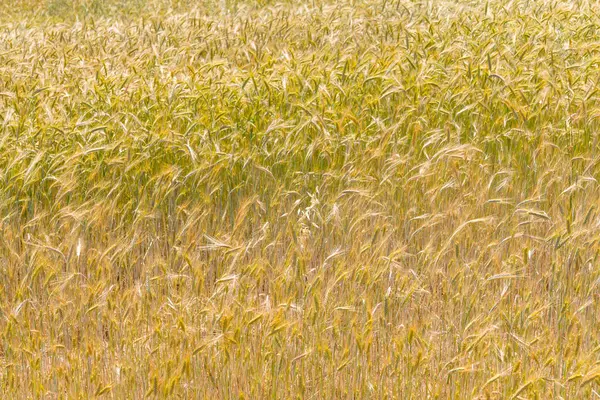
[1,0,600,398]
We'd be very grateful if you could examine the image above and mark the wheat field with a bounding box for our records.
[2,0,600,398]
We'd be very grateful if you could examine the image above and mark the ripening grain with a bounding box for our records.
[1,0,600,398]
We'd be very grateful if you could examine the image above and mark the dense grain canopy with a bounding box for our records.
[2,0,600,398]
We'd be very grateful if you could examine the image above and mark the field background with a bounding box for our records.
[2,0,600,398]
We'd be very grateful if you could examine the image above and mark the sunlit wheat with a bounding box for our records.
[1,0,600,398]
